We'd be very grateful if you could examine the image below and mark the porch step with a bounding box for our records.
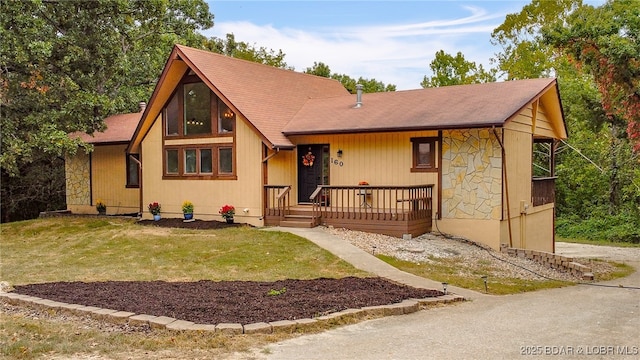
[280,220,316,228]
[280,213,318,228]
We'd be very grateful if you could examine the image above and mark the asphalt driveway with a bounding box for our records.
[248,243,640,359]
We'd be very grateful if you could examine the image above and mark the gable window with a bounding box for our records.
[411,137,438,172]
[162,74,236,180]
[163,78,234,138]
[126,154,140,188]
[184,82,211,135]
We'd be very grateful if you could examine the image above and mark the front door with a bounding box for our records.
[298,144,328,203]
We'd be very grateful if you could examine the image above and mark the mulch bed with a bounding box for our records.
[13,278,443,324]
[12,218,443,325]
[137,218,245,230]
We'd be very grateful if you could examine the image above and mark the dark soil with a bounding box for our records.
[12,218,442,325]
[137,218,245,230]
[13,278,442,324]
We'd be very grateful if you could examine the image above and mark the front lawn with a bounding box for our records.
[0,217,367,285]
[0,217,370,359]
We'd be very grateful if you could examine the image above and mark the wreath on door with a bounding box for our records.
[302,151,315,167]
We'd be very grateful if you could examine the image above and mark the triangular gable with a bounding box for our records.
[128,45,348,153]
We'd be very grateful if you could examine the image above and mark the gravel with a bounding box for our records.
[324,227,587,282]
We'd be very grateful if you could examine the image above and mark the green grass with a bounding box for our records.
[0,217,371,359]
[377,255,574,295]
[0,217,368,285]
[557,236,640,248]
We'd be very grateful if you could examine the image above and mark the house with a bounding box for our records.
[66,103,145,215]
[65,44,567,252]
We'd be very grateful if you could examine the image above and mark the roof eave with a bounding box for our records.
[283,122,505,136]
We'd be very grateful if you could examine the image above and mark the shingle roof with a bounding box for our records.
[128,45,564,153]
[70,112,141,144]
[283,78,558,135]
[175,45,349,148]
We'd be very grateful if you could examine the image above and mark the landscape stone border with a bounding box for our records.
[500,245,594,280]
[0,291,463,334]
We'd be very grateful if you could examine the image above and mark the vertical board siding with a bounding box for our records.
[277,131,439,206]
[91,144,139,214]
[141,114,264,225]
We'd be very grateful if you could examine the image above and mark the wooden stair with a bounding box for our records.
[279,206,319,228]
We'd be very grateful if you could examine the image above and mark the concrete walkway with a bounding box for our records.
[268,227,483,300]
[246,231,640,360]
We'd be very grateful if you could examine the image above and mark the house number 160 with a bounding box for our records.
[330,158,344,167]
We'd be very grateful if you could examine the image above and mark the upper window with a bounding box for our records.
[164,78,234,137]
[411,137,437,172]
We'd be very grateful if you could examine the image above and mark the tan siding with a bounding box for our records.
[276,131,439,206]
[91,145,139,214]
[141,114,264,225]
[502,128,532,219]
[532,102,556,138]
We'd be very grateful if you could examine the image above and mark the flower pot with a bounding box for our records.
[98,210,106,216]
[153,214,161,221]
[226,218,234,224]
[184,213,193,220]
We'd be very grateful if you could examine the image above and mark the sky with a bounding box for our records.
[202,1,594,90]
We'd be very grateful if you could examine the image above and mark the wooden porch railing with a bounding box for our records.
[310,184,434,222]
[264,185,291,221]
[532,177,556,206]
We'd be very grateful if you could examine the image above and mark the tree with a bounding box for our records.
[0,0,214,221]
[491,0,639,237]
[543,0,640,153]
[305,62,396,93]
[490,0,582,80]
[205,33,291,69]
[420,50,496,88]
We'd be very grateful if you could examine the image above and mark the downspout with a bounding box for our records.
[129,154,142,215]
[492,127,513,248]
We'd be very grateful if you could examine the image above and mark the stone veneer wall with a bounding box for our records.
[65,152,91,206]
[441,129,502,220]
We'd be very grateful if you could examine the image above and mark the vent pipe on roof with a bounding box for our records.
[354,84,363,108]
[139,101,146,113]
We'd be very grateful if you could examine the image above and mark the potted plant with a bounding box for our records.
[96,199,107,215]
[219,204,235,223]
[148,202,161,221]
[182,200,194,220]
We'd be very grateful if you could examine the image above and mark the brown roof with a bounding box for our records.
[71,112,141,144]
[175,45,349,148]
[129,45,564,153]
[283,78,559,135]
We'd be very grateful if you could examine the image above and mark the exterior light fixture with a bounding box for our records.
[442,282,448,295]
[337,149,343,158]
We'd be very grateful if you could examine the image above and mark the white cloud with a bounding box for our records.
[201,6,504,90]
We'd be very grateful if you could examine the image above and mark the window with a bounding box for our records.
[411,137,437,172]
[163,145,234,179]
[184,82,211,135]
[163,78,234,137]
[219,147,233,174]
[219,102,235,133]
[166,149,179,174]
[126,154,140,188]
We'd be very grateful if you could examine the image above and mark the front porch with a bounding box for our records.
[264,185,434,238]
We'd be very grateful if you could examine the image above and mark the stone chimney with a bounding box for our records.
[139,101,147,113]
